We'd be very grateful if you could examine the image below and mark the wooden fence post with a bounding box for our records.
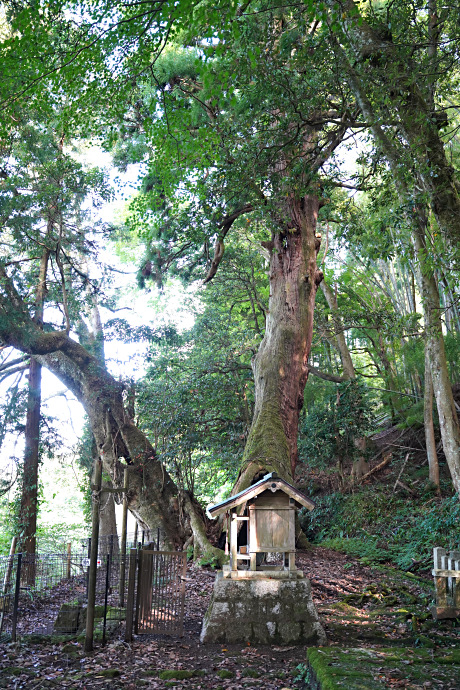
[119,468,129,607]
[449,550,460,609]
[85,458,102,652]
[433,547,448,608]
[125,549,137,642]
[0,537,17,634]
[66,543,72,579]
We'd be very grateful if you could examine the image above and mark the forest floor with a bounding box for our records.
[1,546,460,689]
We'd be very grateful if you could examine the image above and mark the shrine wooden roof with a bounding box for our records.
[207,472,315,518]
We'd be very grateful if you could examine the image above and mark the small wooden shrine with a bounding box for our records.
[208,472,315,578]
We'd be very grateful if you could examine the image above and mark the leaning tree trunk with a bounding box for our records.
[234,195,323,493]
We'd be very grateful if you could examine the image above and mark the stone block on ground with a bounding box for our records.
[54,603,82,633]
[200,574,326,645]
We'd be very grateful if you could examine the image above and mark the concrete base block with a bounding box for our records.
[200,574,326,645]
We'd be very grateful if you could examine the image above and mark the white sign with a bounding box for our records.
[81,558,102,568]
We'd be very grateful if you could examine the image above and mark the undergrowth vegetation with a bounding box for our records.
[300,484,460,571]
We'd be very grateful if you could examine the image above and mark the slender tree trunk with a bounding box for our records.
[18,243,50,566]
[333,0,460,246]
[320,280,355,379]
[320,280,368,480]
[424,348,440,490]
[18,357,42,564]
[413,225,460,493]
[235,194,323,492]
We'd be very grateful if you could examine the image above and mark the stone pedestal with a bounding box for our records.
[200,573,326,645]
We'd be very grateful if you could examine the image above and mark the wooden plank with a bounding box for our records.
[432,570,460,578]
[208,473,315,517]
[125,549,137,642]
[433,547,448,608]
[448,550,460,608]
[231,514,238,571]
[252,490,290,508]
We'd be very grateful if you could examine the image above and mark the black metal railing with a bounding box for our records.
[0,529,166,643]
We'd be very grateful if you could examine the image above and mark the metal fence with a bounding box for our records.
[83,528,164,558]
[0,532,167,643]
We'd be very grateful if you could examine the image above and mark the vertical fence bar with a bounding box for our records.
[156,528,160,551]
[85,458,102,653]
[102,553,111,645]
[135,549,144,634]
[0,537,17,635]
[11,553,22,642]
[119,468,129,607]
[66,543,72,579]
[125,549,137,642]
[86,537,92,600]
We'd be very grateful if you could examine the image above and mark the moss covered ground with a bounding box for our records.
[305,647,460,689]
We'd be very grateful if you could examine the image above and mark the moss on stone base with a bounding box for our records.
[306,647,460,689]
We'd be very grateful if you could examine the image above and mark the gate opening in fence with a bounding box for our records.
[133,550,186,637]
[0,529,187,644]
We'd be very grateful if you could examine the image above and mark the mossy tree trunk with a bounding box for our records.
[234,195,323,493]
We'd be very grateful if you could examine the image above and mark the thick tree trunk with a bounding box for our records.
[235,195,323,492]
[0,269,217,555]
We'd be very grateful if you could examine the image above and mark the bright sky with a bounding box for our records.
[0,146,195,503]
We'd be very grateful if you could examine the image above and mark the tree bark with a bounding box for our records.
[424,348,440,489]
[235,194,323,492]
[413,224,460,494]
[320,280,355,380]
[332,0,460,246]
[18,357,42,564]
[0,265,223,556]
[18,243,50,563]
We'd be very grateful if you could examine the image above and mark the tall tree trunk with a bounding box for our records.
[413,224,460,493]
[424,349,440,490]
[330,39,460,493]
[18,357,42,566]
[235,195,323,492]
[82,298,120,555]
[18,243,50,566]
[332,0,460,246]
[320,280,368,480]
[320,280,355,379]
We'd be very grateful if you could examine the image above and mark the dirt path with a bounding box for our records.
[0,547,457,689]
